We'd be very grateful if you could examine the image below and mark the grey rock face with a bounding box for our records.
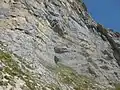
[0,0,120,90]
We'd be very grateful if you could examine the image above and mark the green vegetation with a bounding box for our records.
[55,64,99,90]
[42,84,60,90]
[0,50,63,90]
[0,50,104,90]
[82,2,87,11]
[0,50,40,90]
[115,84,120,90]
[78,0,83,3]
[77,0,87,11]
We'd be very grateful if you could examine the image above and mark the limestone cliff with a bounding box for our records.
[0,0,120,90]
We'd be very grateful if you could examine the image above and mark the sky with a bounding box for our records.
[83,0,120,32]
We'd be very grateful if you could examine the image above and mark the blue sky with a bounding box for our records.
[83,0,120,32]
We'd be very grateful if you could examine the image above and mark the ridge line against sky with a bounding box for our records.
[83,0,120,32]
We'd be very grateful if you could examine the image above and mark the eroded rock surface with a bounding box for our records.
[0,0,120,90]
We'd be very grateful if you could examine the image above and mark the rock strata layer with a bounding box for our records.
[0,0,120,90]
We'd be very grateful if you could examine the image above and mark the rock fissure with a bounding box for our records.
[0,0,120,90]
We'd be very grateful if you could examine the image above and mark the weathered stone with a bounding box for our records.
[0,0,120,90]
[54,47,68,54]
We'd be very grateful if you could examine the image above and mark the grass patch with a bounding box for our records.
[55,64,99,90]
[42,84,60,90]
[0,50,41,90]
[115,83,120,90]
[0,50,63,90]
